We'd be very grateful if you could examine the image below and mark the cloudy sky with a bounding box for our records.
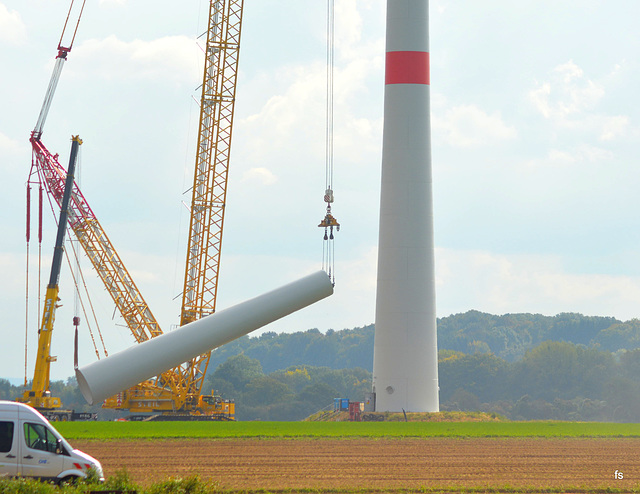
[1,0,640,382]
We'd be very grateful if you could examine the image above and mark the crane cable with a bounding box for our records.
[66,149,108,359]
[320,0,339,285]
[58,0,86,52]
[24,178,44,385]
[24,185,30,386]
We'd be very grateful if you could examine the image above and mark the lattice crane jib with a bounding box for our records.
[31,142,163,344]
[180,0,244,396]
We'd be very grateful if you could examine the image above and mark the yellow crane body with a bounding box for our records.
[22,285,62,410]
[19,136,82,417]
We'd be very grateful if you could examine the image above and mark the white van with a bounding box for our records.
[0,401,104,483]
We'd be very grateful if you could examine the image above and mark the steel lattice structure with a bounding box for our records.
[181,0,243,327]
[178,0,244,398]
[30,138,163,344]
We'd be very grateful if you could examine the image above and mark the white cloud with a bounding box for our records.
[335,1,363,58]
[0,3,26,45]
[599,115,629,141]
[237,53,382,169]
[527,60,634,152]
[524,144,614,169]
[235,0,383,170]
[0,132,24,176]
[69,35,201,84]
[0,131,20,153]
[434,104,517,147]
[529,61,605,119]
[436,248,640,321]
[241,167,277,186]
[239,62,325,156]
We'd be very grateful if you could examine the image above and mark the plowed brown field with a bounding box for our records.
[74,437,640,491]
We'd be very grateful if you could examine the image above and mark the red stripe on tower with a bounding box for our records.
[385,51,430,85]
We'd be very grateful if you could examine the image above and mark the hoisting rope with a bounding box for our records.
[58,0,86,52]
[24,178,44,385]
[66,150,107,360]
[38,186,43,322]
[24,185,30,386]
[71,152,85,358]
[66,237,108,359]
[319,0,339,285]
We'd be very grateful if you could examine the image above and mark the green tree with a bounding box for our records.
[593,320,640,352]
[296,382,339,412]
[0,379,14,400]
[510,341,614,401]
[446,388,481,411]
[438,352,508,402]
[243,376,293,407]
[270,367,313,393]
[207,354,263,394]
[619,349,640,379]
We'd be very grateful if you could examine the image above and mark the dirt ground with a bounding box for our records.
[73,437,640,491]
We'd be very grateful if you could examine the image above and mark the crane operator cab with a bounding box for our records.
[0,401,103,483]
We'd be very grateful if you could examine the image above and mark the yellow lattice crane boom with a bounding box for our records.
[182,0,243,325]
[176,0,244,400]
[104,0,244,417]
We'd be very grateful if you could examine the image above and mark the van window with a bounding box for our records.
[24,422,58,453]
[0,421,14,452]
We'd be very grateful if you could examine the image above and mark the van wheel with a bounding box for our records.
[58,476,79,486]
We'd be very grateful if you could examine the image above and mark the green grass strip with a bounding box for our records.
[54,421,640,441]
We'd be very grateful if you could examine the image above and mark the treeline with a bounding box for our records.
[202,355,370,420]
[4,311,640,421]
[205,341,640,422]
[438,342,640,422]
[0,364,370,422]
[0,377,110,419]
[208,326,375,373]
[6,340,637,422]
[437,310,640,361]
[208,310,640,371]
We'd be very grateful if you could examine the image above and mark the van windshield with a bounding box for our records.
[48,422,73,451]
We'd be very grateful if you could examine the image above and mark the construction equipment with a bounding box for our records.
[20,0,96,421]
[101,0,244,419]
[28,0,243,420]
[31,128,233,420]
[18,137,94,422]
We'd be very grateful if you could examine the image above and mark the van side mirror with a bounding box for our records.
[55,438,65,455]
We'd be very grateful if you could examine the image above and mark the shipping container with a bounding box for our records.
[349,401,362,421]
